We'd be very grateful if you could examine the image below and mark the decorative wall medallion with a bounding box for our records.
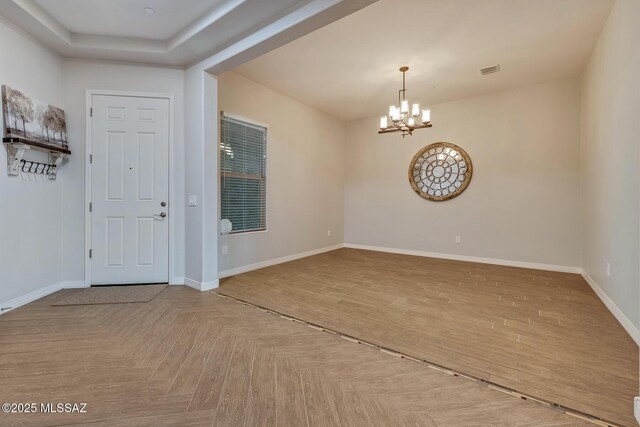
[409,142,473,201]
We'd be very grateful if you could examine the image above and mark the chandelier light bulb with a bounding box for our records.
[388,105,395,117]
[422,108,431,123]
[391,107,401,122]
[408,117,416,127]
[401,100,409,114]
[412,103,421,117]
[380,116,388,129]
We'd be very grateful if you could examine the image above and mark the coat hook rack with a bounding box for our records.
[3,139,70,180]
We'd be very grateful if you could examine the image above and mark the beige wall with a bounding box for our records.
[344,79,581,269]
[218,72,345,273]
[580,0,640,330]
[0,18,65,304]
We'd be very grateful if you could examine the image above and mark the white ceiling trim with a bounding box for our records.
[13,0,71,43]
[71,34,165,53]
[195,0,377,73]
[167,0,245,51]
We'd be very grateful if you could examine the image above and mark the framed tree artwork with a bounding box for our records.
[2,85,69,152]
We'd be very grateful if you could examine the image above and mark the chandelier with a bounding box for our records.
[378,66,431,137]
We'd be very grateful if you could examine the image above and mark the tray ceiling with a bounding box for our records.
[34,0,223,40]
[0,0,377,67]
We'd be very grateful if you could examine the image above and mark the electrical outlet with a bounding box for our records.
[222,245,228,255]
[635,396,640,424]
[327,230,331,237]
[455,236,461,244]
[606,262,611,276]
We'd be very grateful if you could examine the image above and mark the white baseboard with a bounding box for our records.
[0,280,88,315]
[218,244,344,278]
[184,278,219,291]
[170,277,185,285]
[58,280,88,288]
[581,270,640,346]
[343,243,582,274]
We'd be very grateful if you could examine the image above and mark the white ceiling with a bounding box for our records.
[34,0,222,40]
[233,0,615,121]
[0,0,378,67]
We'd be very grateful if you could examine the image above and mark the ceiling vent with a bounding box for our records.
[480,64,500,75]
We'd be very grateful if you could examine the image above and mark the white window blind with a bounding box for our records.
[220,115,267,234]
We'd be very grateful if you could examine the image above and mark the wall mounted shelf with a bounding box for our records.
[3,138,70,180]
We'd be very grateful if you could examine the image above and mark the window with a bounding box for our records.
[220,114,267,234]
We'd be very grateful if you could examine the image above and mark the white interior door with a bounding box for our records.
[90,95,169,285]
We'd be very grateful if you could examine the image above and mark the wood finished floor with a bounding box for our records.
[219,248,639,427]
[0,286,588,426]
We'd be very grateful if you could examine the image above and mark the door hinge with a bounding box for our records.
[89,107,93,117]
[89,154,92,164]
[89,202,92,212]
[89,249,92,259]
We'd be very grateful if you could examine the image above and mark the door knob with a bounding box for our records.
[158,212,167,218]
[160,201,167,207]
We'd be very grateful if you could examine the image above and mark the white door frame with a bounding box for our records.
[85,89,176,286]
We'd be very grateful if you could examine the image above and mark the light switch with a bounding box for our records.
[188,195,197,207]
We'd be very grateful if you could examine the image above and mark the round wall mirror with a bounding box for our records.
[409,142,473,201]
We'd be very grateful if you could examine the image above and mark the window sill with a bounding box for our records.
[221,229,268,237]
